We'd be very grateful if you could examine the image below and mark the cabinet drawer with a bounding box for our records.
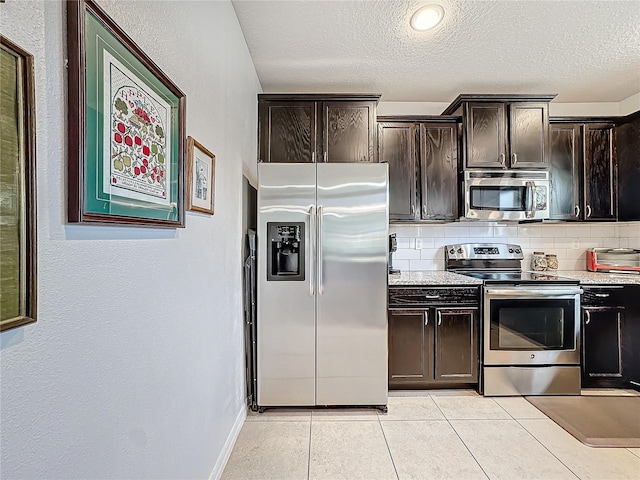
[389,287,479,307]
[582,286,626,306]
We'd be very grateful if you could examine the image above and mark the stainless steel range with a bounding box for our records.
[446,243,583,396]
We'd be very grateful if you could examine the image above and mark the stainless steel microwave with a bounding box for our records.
[464,170,549,221]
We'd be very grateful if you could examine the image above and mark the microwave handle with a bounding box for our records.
[526,181,536,219]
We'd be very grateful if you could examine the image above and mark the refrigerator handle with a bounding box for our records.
[309,205,316,296]
[317,205,324,295]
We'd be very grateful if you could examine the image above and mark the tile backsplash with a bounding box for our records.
[390,222,640,272]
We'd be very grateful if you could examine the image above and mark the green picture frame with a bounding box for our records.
[67,0,185,227]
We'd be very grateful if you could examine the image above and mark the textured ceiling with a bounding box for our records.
[231,0,640,103]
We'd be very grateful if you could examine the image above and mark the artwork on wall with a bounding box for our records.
[0,36,37,331]
[186,137,216,215]
[66,0,186,227]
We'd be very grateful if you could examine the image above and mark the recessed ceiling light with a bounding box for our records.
[410,4,445,31]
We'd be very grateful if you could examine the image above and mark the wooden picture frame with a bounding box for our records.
[186,136,216,215]
[66,0,186,227]
[0,36,37,331]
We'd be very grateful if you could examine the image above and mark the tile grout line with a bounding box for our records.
[432,394,492,480]
[307,412,313,480]
[514,417,581,480]
[377,410,401,480]
[494,397,579,478]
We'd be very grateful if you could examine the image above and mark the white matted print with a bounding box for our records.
[186,137,215,214]
[103,50,171,206]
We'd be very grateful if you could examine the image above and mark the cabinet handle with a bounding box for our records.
[411,205,415,216]
[499,153,506,167]
[437,311,442,326]
[574,205,580,218]
[324,151,328,163]
[312,152,316,163]
[424,311,429,326]
[512,153,518,166]
[586,205,592,218]
[585,310,591,325]
[594,293,610,298]
[424,295,440,299]
[422,205,427,217]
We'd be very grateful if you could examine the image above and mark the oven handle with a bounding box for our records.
[485,288,583,297]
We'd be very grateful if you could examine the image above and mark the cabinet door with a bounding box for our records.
[622,285,640,386]
[508,103,549,168]
[434,308,478,382]
[464,103,506,168]
[615,116,640,221]
[549,124,582,220]
[322,101,376,163]
[420,123,458,220]
[582,307,623,382]
[388,310,433,386]
[378,122,418,220]
[584,124,616,220]
[258,101,316,163]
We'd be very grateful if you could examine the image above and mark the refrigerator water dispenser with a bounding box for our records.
[266,222,305,281]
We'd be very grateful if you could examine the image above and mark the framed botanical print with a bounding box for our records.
[0,36,37,331]
[66,0,186,227]
[186,137,215,215]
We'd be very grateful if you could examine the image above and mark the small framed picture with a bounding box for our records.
[186,136,215,215]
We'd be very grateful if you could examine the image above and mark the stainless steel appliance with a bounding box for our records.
[257,163,389,409]
[446,243,582,396]
[464,170,549,221]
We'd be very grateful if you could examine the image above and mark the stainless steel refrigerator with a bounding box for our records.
[257,162,389,408]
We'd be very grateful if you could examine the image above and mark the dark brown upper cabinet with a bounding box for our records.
[615,112,640,221]
[549,123,582,220]
[583,123,616,220]
[258,94,379,163]
[378,122,418,220]
[442,94,555,170]
[549,121,616,221]
[378,117,459,221]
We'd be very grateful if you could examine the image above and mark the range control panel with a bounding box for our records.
[445,243,524,261]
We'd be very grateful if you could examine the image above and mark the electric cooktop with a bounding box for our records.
[444,243,580,285]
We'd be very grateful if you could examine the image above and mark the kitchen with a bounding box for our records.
[1,1,639,479]
[233,1,640,479]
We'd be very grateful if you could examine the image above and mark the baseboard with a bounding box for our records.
[208,404,247,480]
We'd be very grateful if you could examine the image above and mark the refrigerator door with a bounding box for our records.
[257,163,316,406]
[316,163,389,406]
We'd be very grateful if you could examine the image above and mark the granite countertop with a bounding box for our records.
[388,270,640,286]
[556,270,640,285]
[388,271,483,286]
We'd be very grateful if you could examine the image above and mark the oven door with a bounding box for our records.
[464,171,549,221]
[483,286,581,365]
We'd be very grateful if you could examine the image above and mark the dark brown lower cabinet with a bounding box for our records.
[581,285,640,390]
[388,306,478,388]
[582,306,624,386]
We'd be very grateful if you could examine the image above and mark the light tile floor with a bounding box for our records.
[222,389,640,480]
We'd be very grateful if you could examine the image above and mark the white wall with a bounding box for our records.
[391,222,640,272]
[0,1,261,479]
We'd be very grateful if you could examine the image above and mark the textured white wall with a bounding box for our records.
[0,1,261,479]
